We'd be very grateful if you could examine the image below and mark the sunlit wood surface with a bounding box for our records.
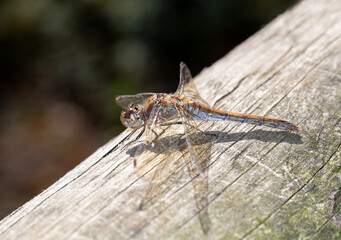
[0,0,340,239]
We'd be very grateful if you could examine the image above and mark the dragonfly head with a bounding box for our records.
[120,104,145,129]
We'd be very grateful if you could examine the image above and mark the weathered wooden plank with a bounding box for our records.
[0,0,340,239]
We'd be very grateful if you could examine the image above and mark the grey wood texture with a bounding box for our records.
[0,0,340,239]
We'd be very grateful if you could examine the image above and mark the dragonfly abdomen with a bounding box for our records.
[184,101,300,132]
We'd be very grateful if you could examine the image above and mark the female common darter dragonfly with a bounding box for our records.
[116,62,300,174]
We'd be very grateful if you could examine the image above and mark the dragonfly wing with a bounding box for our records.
[115,93,156,109]
[134,126,185,210]
[176,62,210,107]
[136,135,187,210]
[138,150,169,210]
[176,105,211,177]
[176,62,191,96]
[176,105,212,233]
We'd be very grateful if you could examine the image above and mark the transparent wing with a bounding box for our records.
[115,93,156,109]
[137,144,182,210]
[176,105,212,233]
[175,105,211,176]
[131,97,212,233]
[176,62,210,107]
[133,124,185,210]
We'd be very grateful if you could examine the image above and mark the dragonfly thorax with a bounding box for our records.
[120,104,145,129]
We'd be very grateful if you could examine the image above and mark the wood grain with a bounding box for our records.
[0,0,340,239]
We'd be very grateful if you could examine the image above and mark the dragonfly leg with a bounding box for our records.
[149,126,164,148]
[161,121,218,138]
[123,126,146,149]
[150,121,197,144]
[159,121,183,126]
[160,121,195,128]
[148,122,185,147]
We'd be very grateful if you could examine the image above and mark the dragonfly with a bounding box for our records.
[116,62,300,171]
[116,62,300,233]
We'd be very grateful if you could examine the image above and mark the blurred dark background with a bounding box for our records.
[0,0,297,219]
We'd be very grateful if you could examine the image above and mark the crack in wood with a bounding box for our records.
[1,1,341,238]
[213,75,249,107]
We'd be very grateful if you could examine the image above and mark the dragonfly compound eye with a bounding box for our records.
[120,106,144,129]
